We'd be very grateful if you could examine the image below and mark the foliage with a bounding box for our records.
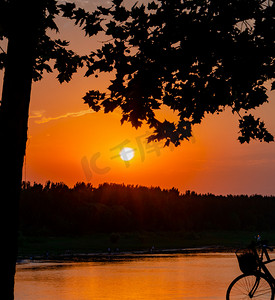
[1,0,273,143]
[0,0,103,83]
[78,0,275,146]
[20,181,275,236]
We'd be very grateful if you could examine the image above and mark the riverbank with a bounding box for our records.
[18,230,275,260]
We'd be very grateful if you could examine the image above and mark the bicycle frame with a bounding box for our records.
[246,245,275,298]
[251,244,275,284]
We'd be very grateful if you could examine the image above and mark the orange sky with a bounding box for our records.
[1,1,275,195]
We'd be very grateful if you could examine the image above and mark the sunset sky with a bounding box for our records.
[1,0,275,195]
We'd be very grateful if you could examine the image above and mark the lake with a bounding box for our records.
[15,253,275,299]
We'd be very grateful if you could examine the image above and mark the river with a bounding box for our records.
[15,252,275,299]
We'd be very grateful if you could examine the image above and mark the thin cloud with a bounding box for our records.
[29,110,45,119]
[32,109,94,124]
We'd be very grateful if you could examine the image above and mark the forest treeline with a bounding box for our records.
[20,181,275,236]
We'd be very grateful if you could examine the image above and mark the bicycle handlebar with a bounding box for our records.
[249,240,274,253]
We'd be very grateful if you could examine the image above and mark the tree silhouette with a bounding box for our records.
[19,181,275,236]
[0,1,101,298]
[82,0,274,146]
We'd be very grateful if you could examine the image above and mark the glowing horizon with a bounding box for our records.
[1,1,275,196]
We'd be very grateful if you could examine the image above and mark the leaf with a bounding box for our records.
[97,6,111,16]
[55,39,69,47]
[148,1,158,10]
[120,114,129,124]
[46,0,59,15]
[73,8,87,26]
[84,21,103,37]
[45,15,59,32]
[113,0,123,7]
[53,48,84,83]
[102,98,119,113]
[59,3,76,18]
[105,21,127,39]
[113,6,130,22]
[85,66,95,77]
[82,90,105,112]
[238,115,274,144]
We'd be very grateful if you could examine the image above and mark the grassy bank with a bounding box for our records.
[17,231,275,259]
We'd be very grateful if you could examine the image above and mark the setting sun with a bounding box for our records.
[120,147,135,162]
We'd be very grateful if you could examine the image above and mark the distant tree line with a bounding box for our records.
[19,181,275,236]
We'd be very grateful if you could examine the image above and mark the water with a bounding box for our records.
[14,253,275,300]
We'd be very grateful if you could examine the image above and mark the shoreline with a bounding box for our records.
[18,231,275,262]
[17,245,237,262]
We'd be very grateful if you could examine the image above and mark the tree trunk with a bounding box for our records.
[0,1,43,299]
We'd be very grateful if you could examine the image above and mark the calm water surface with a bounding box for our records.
[15,253,275,300]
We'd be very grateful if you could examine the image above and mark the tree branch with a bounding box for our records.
[0,45,5,54]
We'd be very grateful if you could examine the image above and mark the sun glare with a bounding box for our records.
[120,147,135,161]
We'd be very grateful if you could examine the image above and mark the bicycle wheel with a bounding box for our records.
[226,272,274,299]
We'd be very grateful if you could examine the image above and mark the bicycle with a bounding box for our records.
[226,239,275,299]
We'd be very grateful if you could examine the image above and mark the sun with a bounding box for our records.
[120,147,135,161]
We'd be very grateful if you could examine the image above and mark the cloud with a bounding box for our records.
[29,110,45,119]
[31,109,94,124]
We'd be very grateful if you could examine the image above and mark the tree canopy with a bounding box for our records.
[1,0,273,146]
[0,0,94,84]
[77,0,275,146]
